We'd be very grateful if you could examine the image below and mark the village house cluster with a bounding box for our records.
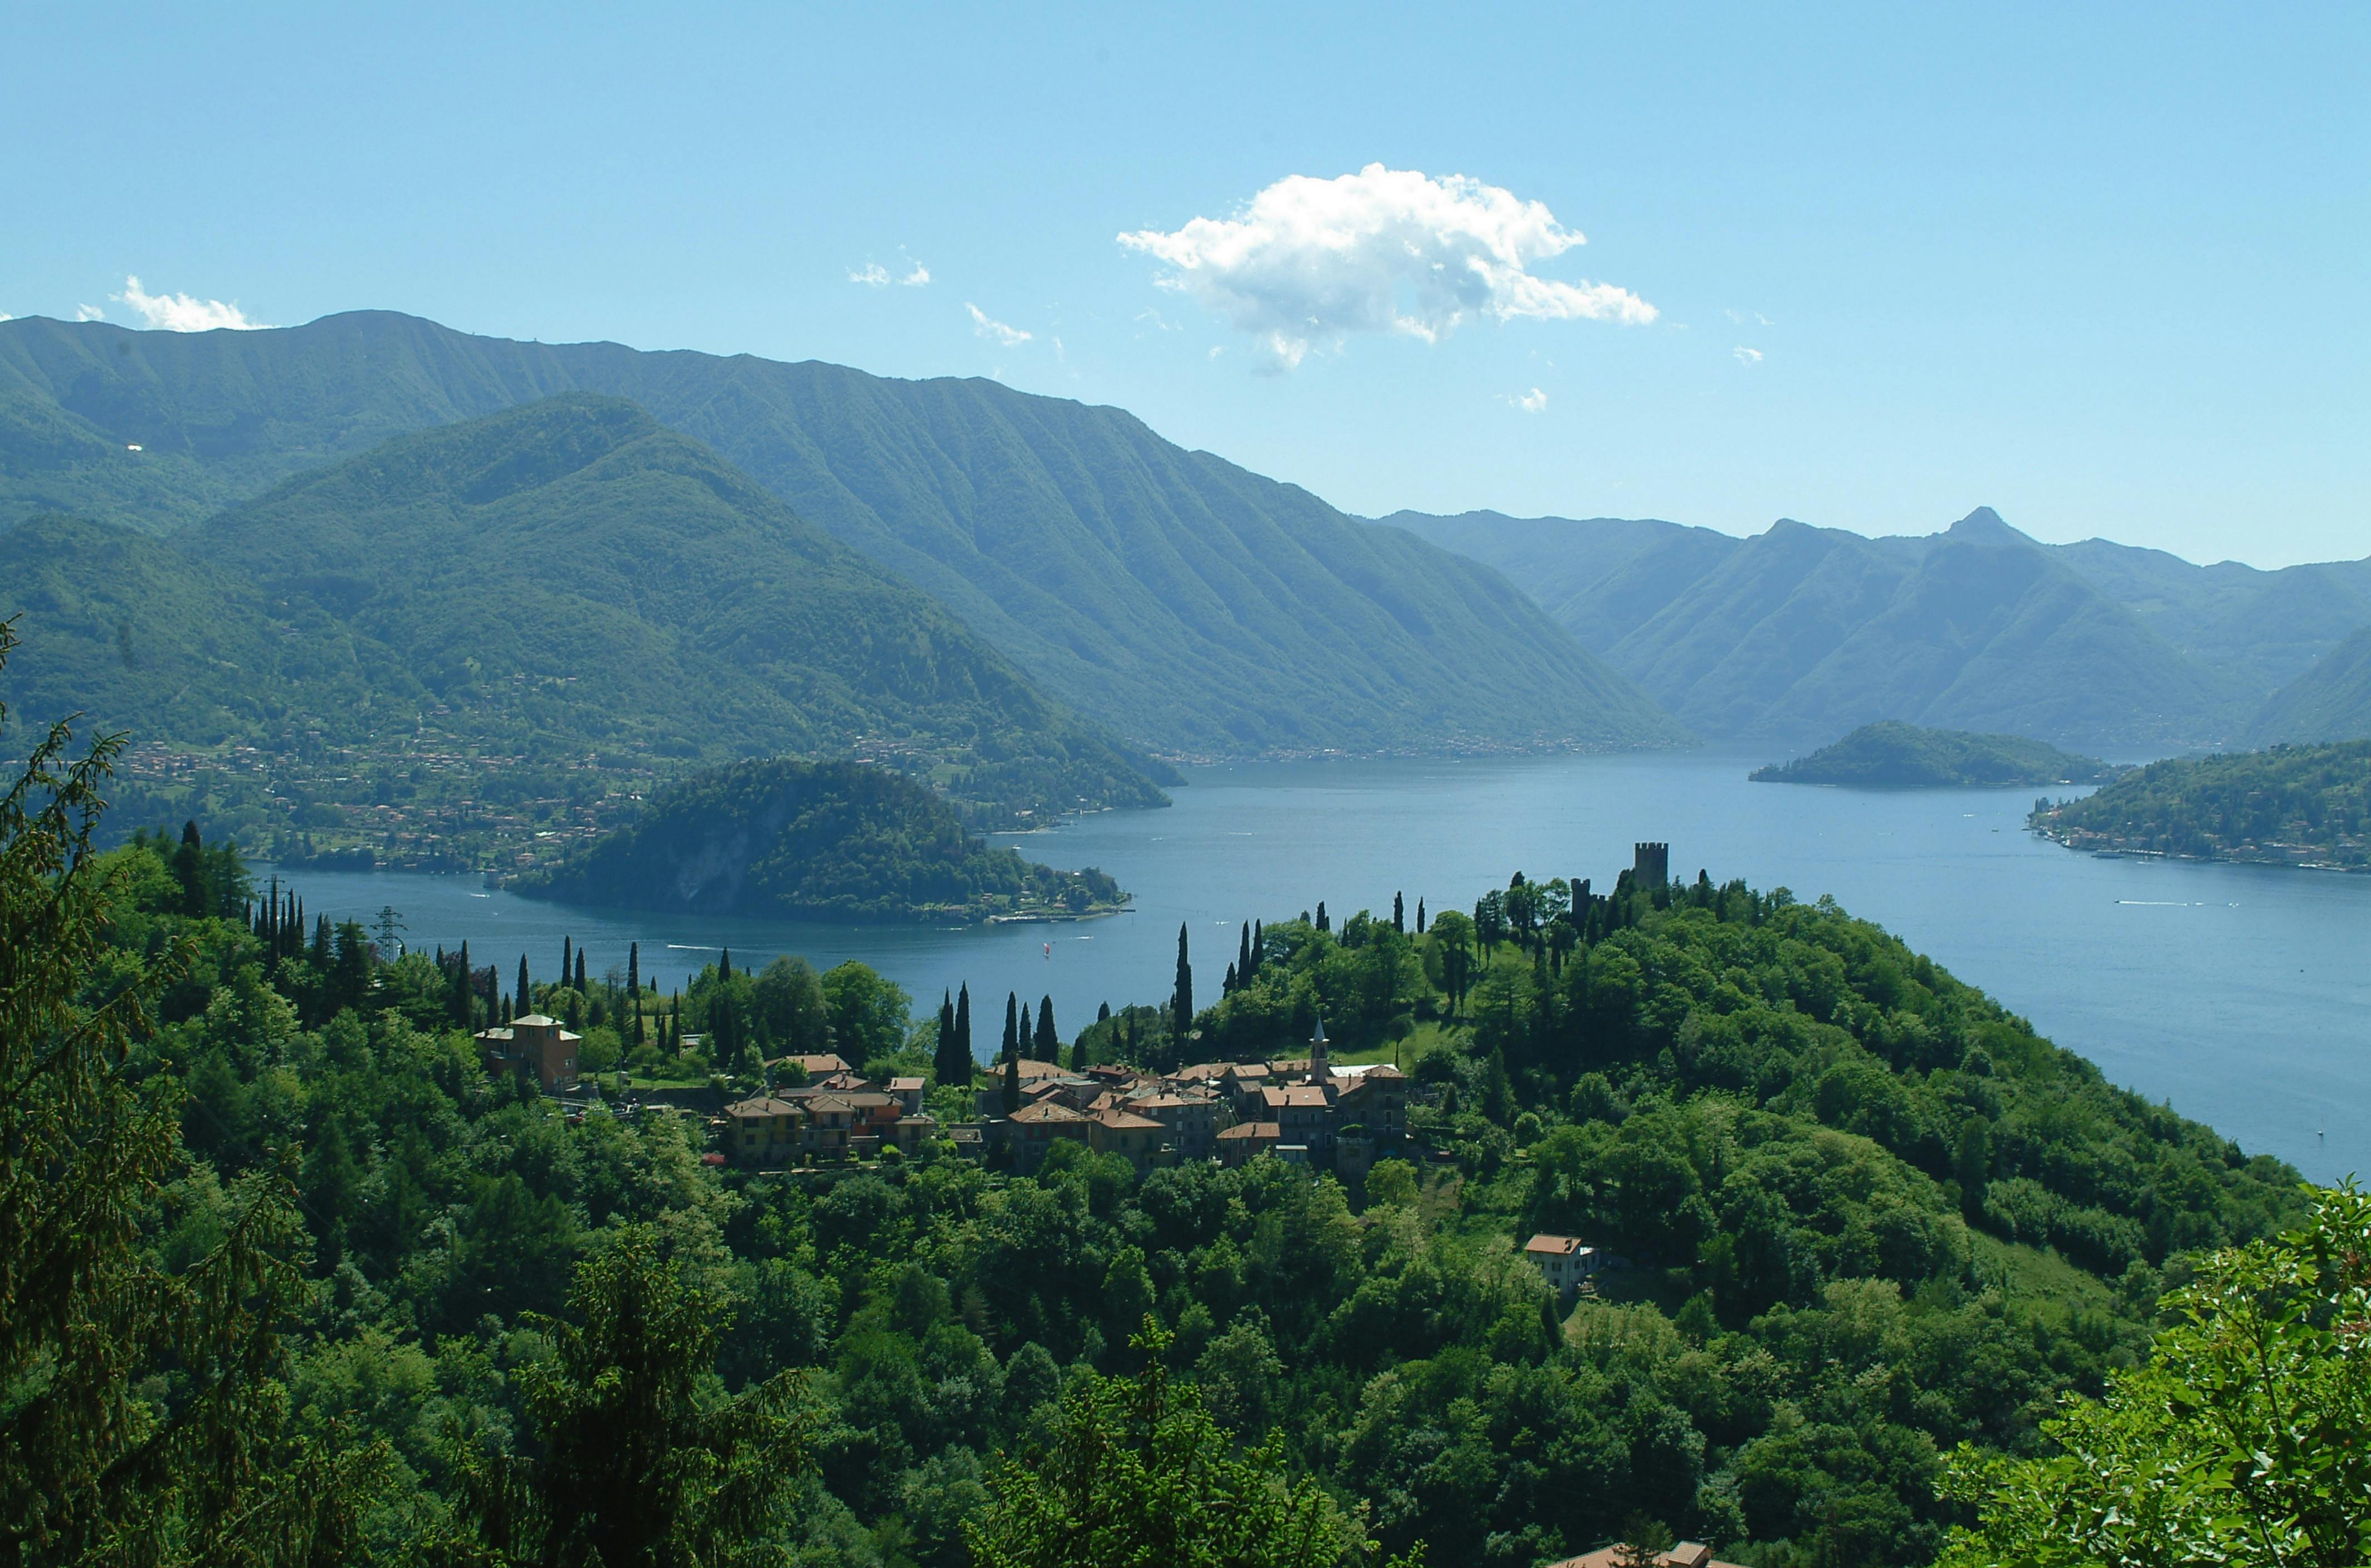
[718,1054,939,1164]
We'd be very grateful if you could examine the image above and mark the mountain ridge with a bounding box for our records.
[0,311,1684,759]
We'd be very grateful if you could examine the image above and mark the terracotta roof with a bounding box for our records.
[725,1097,806,1118]
[1218,1121,1282,1140]
[768,1053,850,1074]
[1551,1544,1737,1568]
[1013,1059,1076,1082]
[1524,1234,1589,1257]
[1092,1108,1164,1130]
[889,1076,925,1091]
[512,1013,559,1027]
[1009,1100,1089,1125]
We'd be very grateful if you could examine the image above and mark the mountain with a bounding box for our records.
[2033,740,2371,871]
[2247,623,2371,744]
[0,312,1682,758]
[1385,506,2371,752]
[0,395,1172,864]
[516,758,1124,922]
[1749,721,2120,788]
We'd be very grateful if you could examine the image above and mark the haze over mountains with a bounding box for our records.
[0,395,1167,819]
[1387,508,2371,751]
[0,311,1678,759]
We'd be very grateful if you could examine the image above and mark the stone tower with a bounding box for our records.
[1633,842,1670,887]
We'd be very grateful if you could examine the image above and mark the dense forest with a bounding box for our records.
[1749,721,2118,789]
[4,626,2356,1567]
[0,394,1172,869]
[519,758,1126,923]
[2033,739,2371,871]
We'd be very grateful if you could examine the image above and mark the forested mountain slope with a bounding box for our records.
[0,395,1168,856]
[1750,721,2119,788]
[1389,506,2369,751]
[2247,622,2371,744]
[0,312,1681,758]
[2033,739,2371,870]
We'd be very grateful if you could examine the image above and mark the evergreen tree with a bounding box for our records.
[518,953,532,1017]
[1394,891,1405,933]
[1238,921,1252,985]
[1224,961,1238,994]
[574,947,587,995]
[934,990,967,1087]
[1033,994,1058,1061]
[0,625,384,1562]
[1316,900,1329,933]
[1003,991,1020,1062]
[1416,898,1426,935]
[1251,919,1265,974]
[628,942,643,1044]
[172,818,208,918]
[956,983,973,1070]
[1097,1001,1111,1024]
[720,947,732,983]
[309,914,332,970]
[562,935,572,996]
[1172,923,1193,1042]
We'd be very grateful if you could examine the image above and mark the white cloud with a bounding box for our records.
[850,262,892,286]
[966,303,1031,347]
[74,304,105,321]
[1514,387,1549,413]
[114,275,271,331]
[1734,345,1763,365]
[1119,163,1654,369]
[899,260,930,287]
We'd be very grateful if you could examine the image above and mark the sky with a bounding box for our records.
[5,2,2364,568]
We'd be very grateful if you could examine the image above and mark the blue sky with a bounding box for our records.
[6,2,2363,566]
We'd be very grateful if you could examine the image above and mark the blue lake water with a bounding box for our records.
[276,750,2371,1184]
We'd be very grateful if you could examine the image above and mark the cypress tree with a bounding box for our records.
[519,954,532,1016]
[1237,922,1252,986]
[1002,991,1019,1061]
[955,984,973,1069]
[628,943,643,1044]
[1033,995,1057,1062]
[562,936,572,996]
[1315,901,1329,933]
[173,820,207,918]
[934,991,963,1086]
[1171,923,1193,1043]
[719,948,731,983]
[1393,891,1405,933]
[1416,898,1427,935]
[1097,1001,1111,1024]
[574,947,587,995]
[1251,920,1264,974]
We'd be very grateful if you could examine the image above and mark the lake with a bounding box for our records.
[276,750,2371,1184]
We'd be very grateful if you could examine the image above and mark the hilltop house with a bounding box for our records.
[1523,1234,1604,1297]
[475,1013,582,1092]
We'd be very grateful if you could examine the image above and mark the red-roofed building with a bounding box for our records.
[476,1014,582,1092]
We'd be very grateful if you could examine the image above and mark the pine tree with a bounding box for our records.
[1172,923,1193,1043]
[1033,995,1057,1062]
[1394,892,1405,933]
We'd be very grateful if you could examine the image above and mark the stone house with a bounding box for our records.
[1087,1107,1171,1174]
[723,1096,806,1168]
[475,1013,583,1092]
[1004,1100,1091,1173]
[1217,1121,1282,1166]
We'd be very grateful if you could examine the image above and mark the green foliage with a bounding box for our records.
[0,311,1680,759]
[1751,720,2119,788]
[2037,739,2371,869]
[520,757,1125,922]
[1938,1184,2371,1567]
[965,1318,1411,1568]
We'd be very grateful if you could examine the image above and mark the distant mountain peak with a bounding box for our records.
[1945,506,2025,544]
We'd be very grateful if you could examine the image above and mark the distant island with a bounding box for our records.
[516,758,1129,922]
[2033,739,2371,871]
[1750,721,2121,788]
